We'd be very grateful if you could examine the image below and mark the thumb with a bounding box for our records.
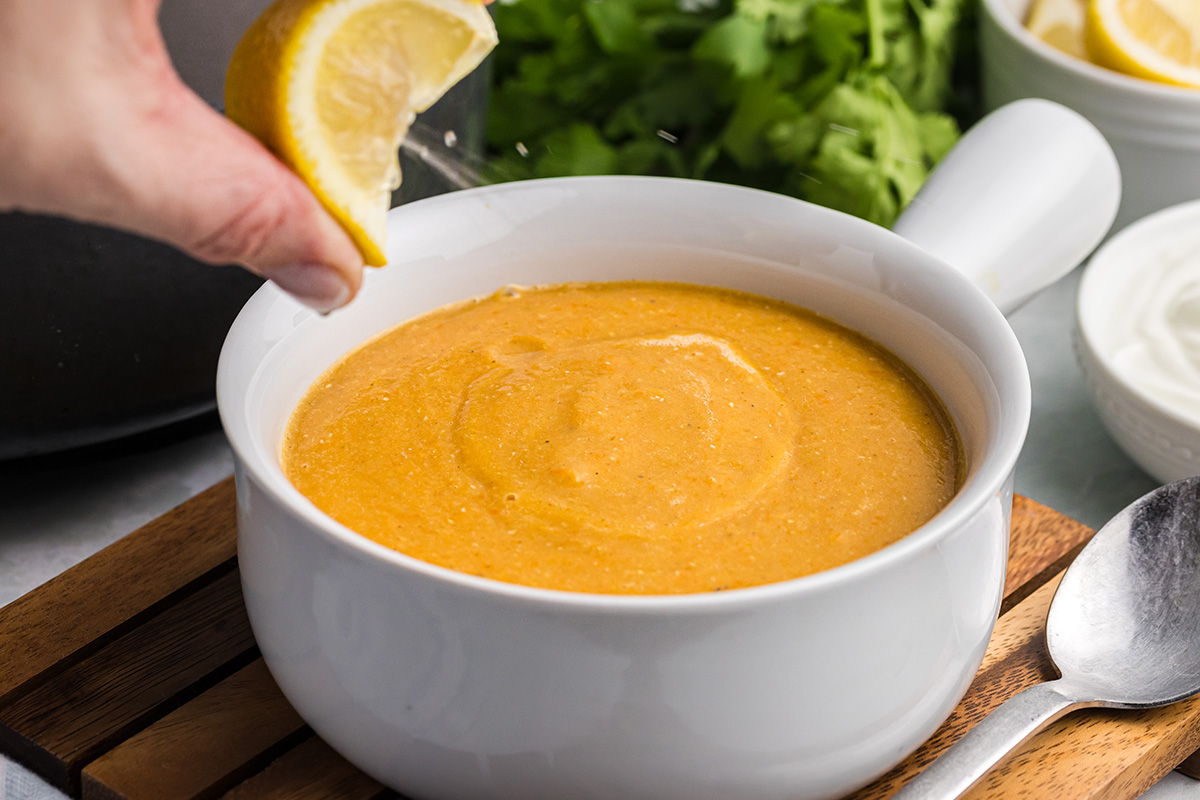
[96,83,365,312]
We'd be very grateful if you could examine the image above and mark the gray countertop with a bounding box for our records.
[0,264,1193,798]
[1009,268,1161,526]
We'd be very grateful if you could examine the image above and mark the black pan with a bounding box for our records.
[1,212,261,459]
[0,63,486,459]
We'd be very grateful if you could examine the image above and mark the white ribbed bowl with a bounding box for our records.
[1076,199,1200,484]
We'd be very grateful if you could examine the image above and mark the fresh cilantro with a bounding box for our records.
[485,0,968,226]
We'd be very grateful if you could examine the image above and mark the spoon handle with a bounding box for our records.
[891,680,1083,799]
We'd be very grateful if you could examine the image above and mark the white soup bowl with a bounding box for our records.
[217,100,1119,799]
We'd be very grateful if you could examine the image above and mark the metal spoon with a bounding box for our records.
[894,476,1200,798]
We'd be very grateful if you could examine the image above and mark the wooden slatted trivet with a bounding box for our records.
[0,478,1198,799]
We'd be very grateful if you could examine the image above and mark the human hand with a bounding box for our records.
[0,0,364,312]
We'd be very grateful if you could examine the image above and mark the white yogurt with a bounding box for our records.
[1107,233,1200,423]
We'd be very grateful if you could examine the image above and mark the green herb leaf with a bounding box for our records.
[486,0,967,227]
[693,15,771,78]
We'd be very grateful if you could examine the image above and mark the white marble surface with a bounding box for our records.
[0,264,1194,798]
[0,419,233,608]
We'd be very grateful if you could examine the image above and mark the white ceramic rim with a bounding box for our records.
[980,0,1200,105]
[1077,197,1200,430]
[219,176,1031,614]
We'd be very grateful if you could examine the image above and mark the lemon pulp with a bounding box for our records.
[226,0,497,265]
[1026,0,1089,59]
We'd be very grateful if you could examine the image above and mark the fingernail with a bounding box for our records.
[268,264,352,313]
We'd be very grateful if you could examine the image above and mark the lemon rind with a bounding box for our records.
[1086,0,1200,87]
[228,0,498,267]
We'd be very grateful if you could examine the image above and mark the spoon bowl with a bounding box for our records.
[1050,477,1200,706]
[896,476,1200,798]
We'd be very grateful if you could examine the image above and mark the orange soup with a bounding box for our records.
[282,281,962,594]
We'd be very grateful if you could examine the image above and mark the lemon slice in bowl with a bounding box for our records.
[1027,0,1089,59]
[225,0,498,266]
[1085,0,1200,87]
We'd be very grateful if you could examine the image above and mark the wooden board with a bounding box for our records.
[0,477,1196,799]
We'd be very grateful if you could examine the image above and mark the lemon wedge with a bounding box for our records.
[1027,0,1089,59]
[1085,0,1200,87]
[225,0,498,266]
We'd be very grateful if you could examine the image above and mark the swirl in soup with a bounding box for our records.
[282,281,962,594]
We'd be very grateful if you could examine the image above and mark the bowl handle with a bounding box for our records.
[891,98,1120,316]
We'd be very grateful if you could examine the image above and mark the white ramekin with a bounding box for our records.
[1077,199,1200,484]
[980,0,1200,231]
